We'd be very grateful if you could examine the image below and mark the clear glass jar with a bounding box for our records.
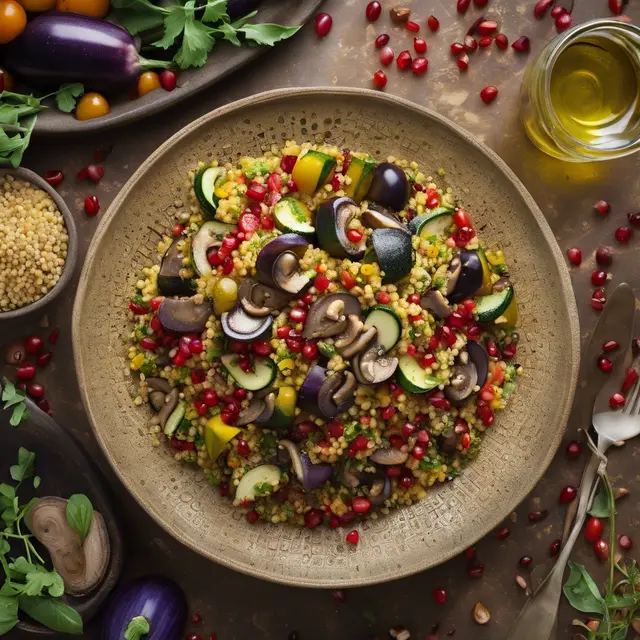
[520,19,640,162]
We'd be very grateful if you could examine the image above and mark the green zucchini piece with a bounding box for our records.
[364,305,401,352]
[474,286,514,322]
[194,167,227,218]
[273,198,315,241]
[408,207,455,239]
[396,355,440,394]
[221,354,277,391]
[163,400,187,437]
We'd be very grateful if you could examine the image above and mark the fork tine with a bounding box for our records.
[626,380,640,416]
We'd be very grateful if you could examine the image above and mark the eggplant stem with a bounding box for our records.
[138,56,174,71]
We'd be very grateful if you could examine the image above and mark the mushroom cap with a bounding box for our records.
[26,496,110,597]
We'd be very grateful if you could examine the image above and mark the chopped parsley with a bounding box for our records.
[194,436,205,448]
[245,161,271,179]
[492,263,509,275]
[253,482,275,496]
[206,344,223,362]
[259,432,278,457]
[139,355,156,377]
[177,417,191,433]
[318,342,336,358]
[343,422,362,443]
[419,458,442,472]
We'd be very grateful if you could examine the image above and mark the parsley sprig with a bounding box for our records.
[112,0,301,70]
[2,381,30,427]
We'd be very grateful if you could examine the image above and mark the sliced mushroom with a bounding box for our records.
[238,279,293,312]
[493,276,511,292]
[335,315,364,350]
[149,391,166,412]
[445,256,462,296]
[278,440,332,491]
[274,252,310,294]
[421,290,451,320]
[370,448,409,465]
[369,477,392,505]
[146,378,171,393]
[340,325,377,359]
[255,392,276,426]
[237,397,266,426]
[158,388,179,428]
[355,342,398,384]
[467,341,489,387]
[326,299,345,321]
[302,294,362,340]
[440,428,459,454]
[340,461,360,489]
[444,355,478,403]
[240,297,271,317]
[26,497,110,596]
[222,305,273,342]
[332,371,357,408]
[362,204,409,233]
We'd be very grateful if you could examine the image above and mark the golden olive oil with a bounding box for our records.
[549,35,640,148]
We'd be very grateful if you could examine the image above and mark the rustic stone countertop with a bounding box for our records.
[4,0,640,638]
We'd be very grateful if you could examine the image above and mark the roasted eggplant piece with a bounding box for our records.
[255,234,310,295]
[299,366,355,419]
[158,298,212,333]
[421,290,451,319]
[467,341,489,387]
[157,238,190,296]
[238,279,292,313]
[302,293,362,340]
[448,251,484,304]
[366,162,410,211]
[316,197,367,260]
[221,305,273,342]
[362,203,409,233]
[278,440,333,491]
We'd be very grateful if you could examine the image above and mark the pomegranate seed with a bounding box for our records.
[16,365,36,381]
[480,86,498,104]
[457,0,471,13]
[406,21,420,32]
[372,70,387,89]
[479,36,493,47]
[528,510,548,523]
[549,539,561,556]
[414,38,427,54]
[520,556,533,568]
[427,15,440,31]
[86,164,104,183]
[594,246,612,267]
[495,33,508,49]
[550,7,566,17]
[280,155,297,173]
[603,340,619,352]
[305,509,324,529]
[619,534,633,550]
[610,392,625,409]
[468,17,486,35]
[615,226,632,243]
[238,213,260,235]
[352,497,371,514]
[534,0,554,19]
[457,53,470,71]
[597,356,613,373]
[592,289,606,311]
[331,589,346,603]
[25,335,44,354]
[497,527,510,540]
[512,36,530,52]
[76,167,89,181]
[585,517,603,542]
[43,170,64,186]
[556,13,572,30]
[289,307,308,324]
[399,475,414,488]
[559,486,577,504]
[397,50,412,70]
[158,69,177,91]
[171,223,184,237]
[627,212,640,226]
[464,547,476,562]
[567,247,582,265]
[478,20,498,36]
[375,33,390,48]
[566,440,581,458]
[47,328,60,345]
[609,0,624,15]
[464,36,478,53]
[468,563,484,579]
[622,367,638,392]
[412,57,428,75]
[36,397,50,412]
[191,613,202,625]
[243,510,259,524]
[302,342,318,361]
[427,194,440,209]
[432,588,447,606]
[365,1,381,22]
[594,200,610,215]
[346,530,359,545]
[315,13,332,37]
[379,46,395,65]
[451,43,465,56]
[236,440,250,457]
[247,184,267,202]
[141,337,158,351]
[84,195,100,216]
[27,383,45,399]
[594,538,609,562]
[36,351,52,367]
[591,269,607,286]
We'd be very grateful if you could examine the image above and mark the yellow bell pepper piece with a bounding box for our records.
[205,414,241,462]
[476,248,493,296]
[278,359,295,376]
[499,294,519,326]
[291,151,336,194]
[130,353,145,370]
[275,386,297,416]
[343,157,375,202]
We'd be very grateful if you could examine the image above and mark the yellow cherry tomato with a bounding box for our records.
[137,71,161,97]
[55,0,109,18]
[18,0,55,11]
[0,0,27,45]
[0,67,15,92]
[75,92,110,121]
[212,277,238,315]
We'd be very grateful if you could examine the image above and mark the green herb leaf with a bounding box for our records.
[125,615,151,640]
[0,484,15,500]
[116,9,165,34]
[65,494,94,542]
[10,404,28,427]
[201,0,227,23]
[588,486,613,518]
[33,476,41,489]
[9,559,64,597]
[2,381,25,408]
[0,595,18,635]
[54,84,84,113]
[237,23,301,46]
[10,448,36,483]
[212,21,241,46]
[19,596,83,635]
[153,7,187,49]
[563,561,606,615]
[174,6,215,68]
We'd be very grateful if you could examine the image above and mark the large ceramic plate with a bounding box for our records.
[34,0,323,134]
[73,88,580,587]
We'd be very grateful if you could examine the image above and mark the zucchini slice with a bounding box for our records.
[221,354,276,391]
[474,286,514,322]
[408,207,455,239]
[235,465,281,504]
[396,355,440,394]
[364,305,401,352]
[191,220,235,276]
[273,198,315,241]
[194,167,227,218]
[163,400,187,437]
[343,156,376,202]
[291,151,337,194]
[476,246,494,296]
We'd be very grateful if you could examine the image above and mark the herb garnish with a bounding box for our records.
[2,381,30,427]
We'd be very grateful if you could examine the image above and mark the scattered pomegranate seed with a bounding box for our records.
[567,247,582,265]
[373,70,387,89]
[512,36,530,52]
[375,33,390,48]
[191,613,202,625]
[315,13,333,37]
[379,46,395,65]
[594,200,610,216]
[479,36,493,47]
[603,340,619,353]
[559,486,577,504]
[427,15,440,31]
[591,269,607,287]
[304,509,324,529]
[451,42,465,56]
[397,50,412,70]
[86,164,104,183]
[464,35,478,53]
[519,555,533,568]
[594,246,612,267]
[159,69,177,91]
[43,170,64,186]
[25,335,44,354]
[76,167,89,181]
[84,195,100,216]
[555,13,572,31]
[528,510,548,523]
[331,589,346,603]
[457,53,470,71]
[585,517,604,542]
[172,223,185,237]
[48,328,60,344]
[414,37,427,54]
[565,440,580,458]
[619,534,633,550]
[609,0,624,15]
[627,212,640,226]
[597,356,613,373]
[186,634,204,640]
[16,365,36,381]
[464,547,476,561]
[478,20,498,36]
[27,383,45,399]
[497,526,510,540]
[550,7,567,18]
[515,574,528,590]
[609,392,625,409]
[352,497,371,514]
[594,538,609,562]
[549,539,561,556]
[365,1,381,21]
[534,0,554,18]
[615,226,632,243]
[433,588,447,605]
[36,351,52,367]
[495,33,508,49]
[591,289,606,311]
[346,530,359,545]
[412,57,429,75]
[468,563,484,579]
[406,20,420,32]
[622,367,638,392]
[480,86,498,104]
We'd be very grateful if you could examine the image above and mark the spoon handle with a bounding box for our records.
[505,452,602,640]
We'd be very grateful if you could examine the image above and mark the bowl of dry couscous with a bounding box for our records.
[0,168,77,320]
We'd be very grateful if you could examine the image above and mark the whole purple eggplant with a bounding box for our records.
[5,13,170,92]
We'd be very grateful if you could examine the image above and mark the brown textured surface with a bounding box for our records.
[4,0,640,637]
[72,88,579,587]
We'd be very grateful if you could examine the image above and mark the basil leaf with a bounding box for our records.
[33,476,41,489]
[10,403,27,427]
[10,448,36,483]
[238,23,301,47]
[65,494,94,542]
[0,595,18,635]
[563,561,606,614]
[19,596,83,634]
[588,486,613,518]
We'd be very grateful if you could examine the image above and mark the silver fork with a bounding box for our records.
[507,374,640,640]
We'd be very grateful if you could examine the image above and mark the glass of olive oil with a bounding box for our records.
[521,19,640,162]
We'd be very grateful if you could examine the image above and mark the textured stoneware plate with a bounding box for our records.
[73,88,580,588]
[33,0,323,134]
